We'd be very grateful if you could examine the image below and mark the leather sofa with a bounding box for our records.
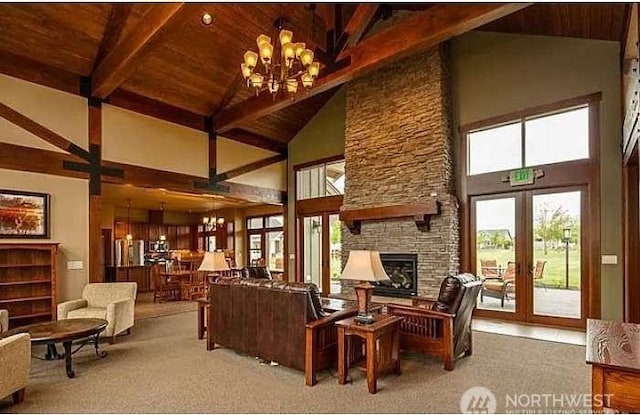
[207,278,358,385]
[0,309,31,405]
[387,274,482,370]
[57,282,137,343]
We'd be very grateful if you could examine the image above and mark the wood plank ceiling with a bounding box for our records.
[0,3,338,146]
[479,3,629,42]
[0,3,631,149]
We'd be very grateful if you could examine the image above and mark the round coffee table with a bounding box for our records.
[0,318,108,378]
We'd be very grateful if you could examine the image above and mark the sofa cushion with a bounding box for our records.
[67,307,107,319]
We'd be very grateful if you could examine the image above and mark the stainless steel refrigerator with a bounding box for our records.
[114,239,145,266]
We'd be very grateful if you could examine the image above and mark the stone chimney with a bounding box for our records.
[342,45,459,297]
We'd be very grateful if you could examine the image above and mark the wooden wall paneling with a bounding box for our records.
[624,154,640,323]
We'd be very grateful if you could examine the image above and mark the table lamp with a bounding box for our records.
[341,250,389,324]
[198,251,230,279]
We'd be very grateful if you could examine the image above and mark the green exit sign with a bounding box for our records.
[509,168,535,186]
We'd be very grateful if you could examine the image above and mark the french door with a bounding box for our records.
[471,186,587,328]
[299,212,342,296]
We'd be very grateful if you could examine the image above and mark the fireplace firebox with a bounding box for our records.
[372,253,418,298]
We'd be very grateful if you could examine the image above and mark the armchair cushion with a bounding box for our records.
[0,333,30,401]
[57,299,88,320]
[67,307,106,320]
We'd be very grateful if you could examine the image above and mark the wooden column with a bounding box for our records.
[206,116,216,180]
[88,99,104,283]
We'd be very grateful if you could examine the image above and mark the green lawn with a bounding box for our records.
[477,247,580,289]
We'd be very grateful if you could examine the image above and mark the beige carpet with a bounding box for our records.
[1,312,590,413]
[134,292,197,321]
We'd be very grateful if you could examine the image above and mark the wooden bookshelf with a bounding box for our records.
[0,243,58,329]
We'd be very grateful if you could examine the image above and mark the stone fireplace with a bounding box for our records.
[341,44,459,298]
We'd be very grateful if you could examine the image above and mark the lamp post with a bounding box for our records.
[563,227,571,289]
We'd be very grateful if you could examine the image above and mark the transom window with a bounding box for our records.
[467,106,589,176]
[296,160,345,200]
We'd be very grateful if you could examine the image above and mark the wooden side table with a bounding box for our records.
[586,319,640,412]
[195,297,209,340]
[336,314,404,394]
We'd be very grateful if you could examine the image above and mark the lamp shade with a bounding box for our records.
[198,251,230,272]
[341,250,389,282]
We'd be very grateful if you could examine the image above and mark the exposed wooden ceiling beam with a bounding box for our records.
[91,3,187,99]
[337,4,381,57]
[0,50,81,95]
[215,3,530,132]
[0,101,91,161]
[214,154,287,182]
[107,89,206,131]
[93,4,134,72]
[221,129,288,154]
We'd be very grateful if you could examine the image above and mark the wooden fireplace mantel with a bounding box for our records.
[339,201,441,235]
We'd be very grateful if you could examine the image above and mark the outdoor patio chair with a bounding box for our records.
[532,260,547,290]
[480,259,500,279]
[480,261,516,307]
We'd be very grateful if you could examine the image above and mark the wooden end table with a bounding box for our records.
[335,314,404,394]
[195,297,209,340]
[0,318,108,378]
[586,318,640,412]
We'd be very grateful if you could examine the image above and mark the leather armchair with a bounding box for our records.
[57,282,137,344]
[0,309,30,405]
[387,274,483,370]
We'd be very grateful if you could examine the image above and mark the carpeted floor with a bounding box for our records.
[1,311,590,413]
[134,292,197,321]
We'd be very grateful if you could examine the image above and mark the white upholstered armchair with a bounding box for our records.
[57,283,137,343]
[0,309,31,405]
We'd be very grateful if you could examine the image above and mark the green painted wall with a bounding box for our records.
[287,88,346,274]
[451,31,622,320]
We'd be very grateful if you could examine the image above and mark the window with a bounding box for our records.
[246,214,284,270]
[296,160,345,200]
[467,106,589,176]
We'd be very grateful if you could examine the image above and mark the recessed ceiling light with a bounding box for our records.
[201,12,213,25]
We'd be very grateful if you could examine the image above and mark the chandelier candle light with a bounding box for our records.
[341,250,390,325]
[241,23,320,98]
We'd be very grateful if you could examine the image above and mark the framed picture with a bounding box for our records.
[0,190,50,239]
